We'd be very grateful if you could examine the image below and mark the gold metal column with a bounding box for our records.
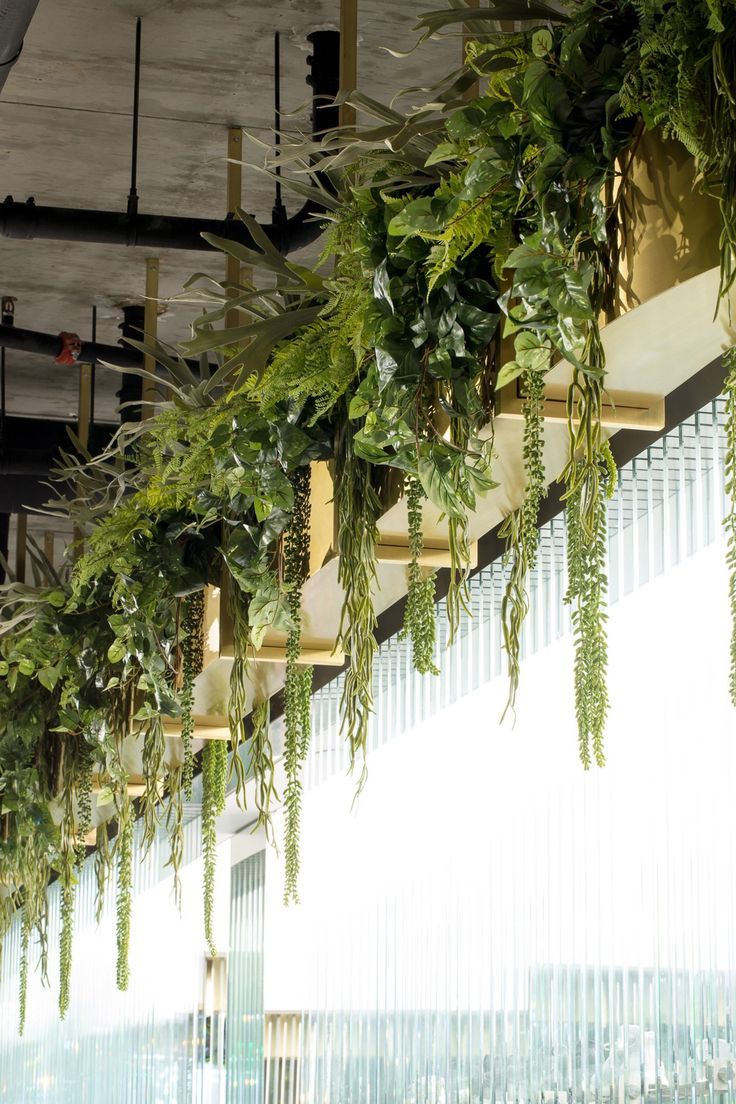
[225,127,244,330]
[339,0,358,128]
[77,362,92,451]
[142,257,159,418]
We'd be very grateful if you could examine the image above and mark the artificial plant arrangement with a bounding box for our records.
[0,0,735,1030]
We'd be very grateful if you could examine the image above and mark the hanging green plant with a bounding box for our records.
[283,466,313,905]
[335,417,382,780]
[500,367,547,715]
[18,913,30,1037]
[115,804,134,992]
[400,477,439,676]
[180,591,206,798]
[201,739,228,957]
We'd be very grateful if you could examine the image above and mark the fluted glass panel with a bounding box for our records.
[267,394,733,1104]
[227,850,266,1104]
[0,818,231,1102]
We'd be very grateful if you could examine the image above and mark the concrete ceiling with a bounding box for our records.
[0,0,455,424]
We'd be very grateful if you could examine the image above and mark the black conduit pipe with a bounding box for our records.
[0,30,340,252]
[0,0,40,95]
[0,318,209,375]
[0,322,142,368]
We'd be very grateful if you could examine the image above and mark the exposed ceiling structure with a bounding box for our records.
[0,0,455,424]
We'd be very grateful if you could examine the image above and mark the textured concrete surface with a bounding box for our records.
[0,0,455,424]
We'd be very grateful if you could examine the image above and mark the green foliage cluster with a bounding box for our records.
[1,0,736,1029]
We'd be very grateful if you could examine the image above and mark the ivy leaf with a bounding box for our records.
[425,141,460,167]
[417,448,464,519]
[37,666,60,693]
[387,197,446,237]
[106,639,127,665]
[373,259,394,313]
[496,360,524,389]
[549,269,594,321]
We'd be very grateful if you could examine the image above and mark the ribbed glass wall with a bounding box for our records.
[0,819,232,1102]
[262,394,733,1104]
[0,394,729,1103]
[228,850,266,1104]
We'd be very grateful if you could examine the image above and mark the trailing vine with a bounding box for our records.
[115,803,133,992]
[249,699,277,843]
[563,369,617,768]
[283,467,313,905]
[400,477,438,676]
[724,347,736,705]
[335,417,382,780]
[201,738,227,957]
[180,591,206,798]
[165,765,185,910]
[18,911,30,1036]
[500,368,547,716]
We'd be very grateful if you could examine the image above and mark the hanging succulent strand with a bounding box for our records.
[181,591,206,798]
[335,418,381,781]
[58,881,75,1019]
[115,802,134,992]
[18,911,30,1036]
[400,477,438,676]
[563,366,617,769]
[724,347,736,704]
[201,738,227,957]
[500,368,547,716]
[58,742,92,1019]
[283,466,313,905]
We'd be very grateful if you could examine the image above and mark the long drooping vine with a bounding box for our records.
[180,591,206,798]
[400,477,438,676]
[115,803,134,992]
[18,913,30,1036]
[335,417,382,780]
[201,738,228,957]
[500,368,547,715]
[283,467,313,905]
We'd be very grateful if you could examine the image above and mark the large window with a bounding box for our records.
[0,396,731,1104]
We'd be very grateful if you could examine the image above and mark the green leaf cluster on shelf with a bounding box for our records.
[0,0,734,1030]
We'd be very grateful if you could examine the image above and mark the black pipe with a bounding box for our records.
[0,0,40,95]
[0,317,211,377]
[0,30,340,252]
[0,322,142,369]
[0,197,326,252]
